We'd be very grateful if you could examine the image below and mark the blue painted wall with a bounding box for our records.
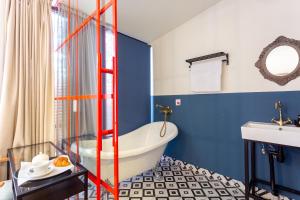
[118,33,151,134]
[154,91,300,196]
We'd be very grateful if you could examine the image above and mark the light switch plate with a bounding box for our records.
[175,99,181,106]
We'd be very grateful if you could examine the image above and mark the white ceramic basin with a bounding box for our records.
[241,121,300,147]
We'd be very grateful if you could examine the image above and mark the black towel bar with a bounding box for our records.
[186,52,229,68]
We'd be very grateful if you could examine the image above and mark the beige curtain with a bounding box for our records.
[0,1,9,96]
[0,0,54,180]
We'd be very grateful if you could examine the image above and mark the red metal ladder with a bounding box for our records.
[94,0,119,199]
[54,0,119,199]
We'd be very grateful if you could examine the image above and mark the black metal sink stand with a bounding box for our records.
[244,140,300,200]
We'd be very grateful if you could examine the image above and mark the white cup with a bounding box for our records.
[29,160,50,175]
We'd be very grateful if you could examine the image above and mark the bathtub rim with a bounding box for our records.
[71,121,178,159]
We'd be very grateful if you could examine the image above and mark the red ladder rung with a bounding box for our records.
[88,172,99,185]
[54,95,97,101]
[101,68,113,74]
[102,129,113,135]
[100,179,115,195]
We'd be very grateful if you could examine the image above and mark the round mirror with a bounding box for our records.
[266,45,299,76]
[255,36,300,85]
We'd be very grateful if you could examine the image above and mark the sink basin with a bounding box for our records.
[241,121,300,147]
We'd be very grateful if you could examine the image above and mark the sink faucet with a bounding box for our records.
[271,101,292,127]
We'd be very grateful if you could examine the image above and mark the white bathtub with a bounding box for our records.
[71,121,178,183]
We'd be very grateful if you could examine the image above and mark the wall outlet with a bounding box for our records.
[175,99,181,106]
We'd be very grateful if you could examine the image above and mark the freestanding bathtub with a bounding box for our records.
[71,121,178,183]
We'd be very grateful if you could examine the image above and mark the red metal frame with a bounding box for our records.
[54,0,119,199]
[75,0,80,163]
[112,0,119,197]
[66,0,71,154]
[55,1,113,51]
[95,0,102,199]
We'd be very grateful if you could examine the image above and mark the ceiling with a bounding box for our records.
[59,0,221,43]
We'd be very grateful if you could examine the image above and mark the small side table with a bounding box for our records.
[7,142,88,200]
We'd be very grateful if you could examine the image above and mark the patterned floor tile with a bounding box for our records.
[70,155,290,200]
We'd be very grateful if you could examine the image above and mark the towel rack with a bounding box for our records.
[186,52,229,68]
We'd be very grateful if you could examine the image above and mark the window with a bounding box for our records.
[52,8,114,144]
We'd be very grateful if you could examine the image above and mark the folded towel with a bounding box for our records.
[190,58,223,92]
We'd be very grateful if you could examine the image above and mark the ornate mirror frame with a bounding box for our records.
[255,36,300,85]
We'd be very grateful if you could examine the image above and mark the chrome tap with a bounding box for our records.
[271,101,292,127]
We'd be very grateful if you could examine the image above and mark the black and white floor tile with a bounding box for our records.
[74,155,290,200]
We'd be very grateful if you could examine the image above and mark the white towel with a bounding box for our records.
[190,59,223,92]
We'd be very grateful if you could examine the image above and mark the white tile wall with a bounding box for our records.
[151,0,300,96]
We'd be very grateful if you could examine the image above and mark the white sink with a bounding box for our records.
[241,121,300,147]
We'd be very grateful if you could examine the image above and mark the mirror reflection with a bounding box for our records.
[266,45,299,76]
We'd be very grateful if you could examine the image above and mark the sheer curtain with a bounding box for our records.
[53,5,97,145]
[0,0,54,180]
[53,5,114,146]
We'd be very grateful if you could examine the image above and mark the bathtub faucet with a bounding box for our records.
[155,104,172,115]
[155,104,172,137]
